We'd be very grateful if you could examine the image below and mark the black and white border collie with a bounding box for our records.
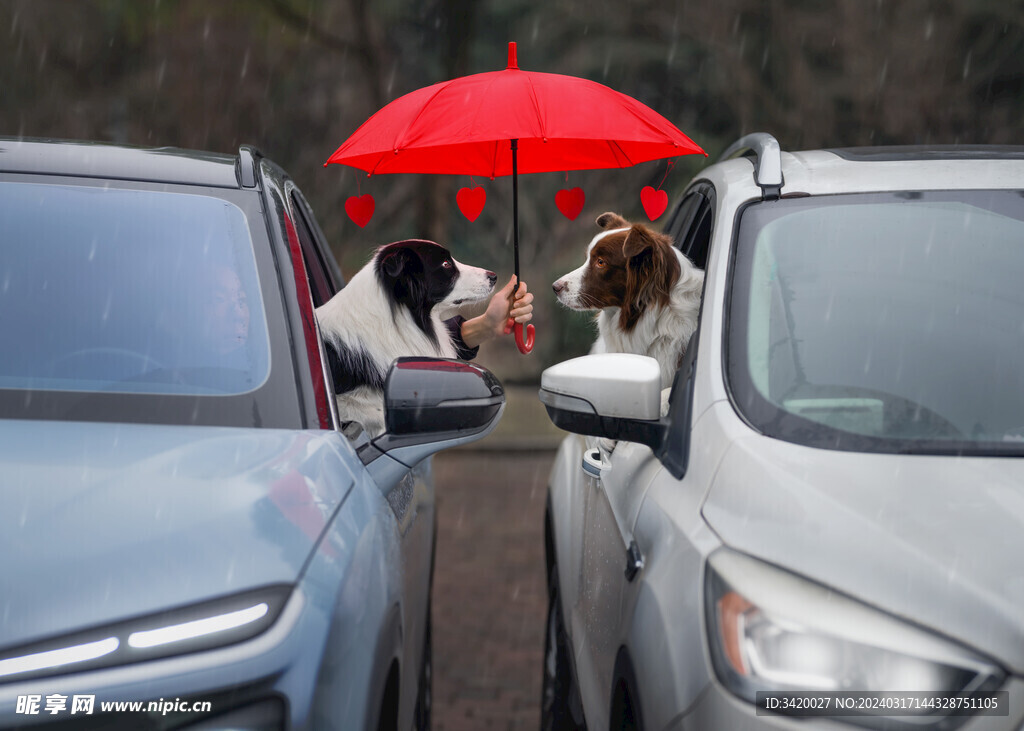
[553,212,704,398]
[316,239,497,436]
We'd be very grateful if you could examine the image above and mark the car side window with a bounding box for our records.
[664,183,714,356]
[672,183,715,270]
[682,202,713,270]
[665,183,715,463]
[288,190,338,307]
[275,182,341,430]
[665,192,702,249]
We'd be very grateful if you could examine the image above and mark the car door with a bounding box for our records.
[572,436,664,723]
[573,184,715,725]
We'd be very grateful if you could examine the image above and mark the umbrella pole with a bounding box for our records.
[511,138,520,286]
[508,138,534,354]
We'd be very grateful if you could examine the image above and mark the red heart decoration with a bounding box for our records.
[640,186,668,221]
[555,187,585,221]
[456,186,486,222]
[345,194,375,228]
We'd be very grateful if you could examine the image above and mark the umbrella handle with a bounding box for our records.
[506,319,535,354]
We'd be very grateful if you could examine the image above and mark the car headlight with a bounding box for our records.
[0,585,291,684]
[704,551,1003,725]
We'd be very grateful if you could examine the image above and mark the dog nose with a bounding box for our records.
[552,280,565,294]
[486,271,497,286]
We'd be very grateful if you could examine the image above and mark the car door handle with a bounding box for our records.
[582,448,603,478]
[625,540,644,582]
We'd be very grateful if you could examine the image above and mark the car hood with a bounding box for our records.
[0,419,357,651]
[702,434,1024,674]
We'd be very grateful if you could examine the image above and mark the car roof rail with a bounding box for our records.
[719,133,783,200]
[237,145,263,189]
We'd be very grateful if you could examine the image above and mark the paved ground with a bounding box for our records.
[431,447,558,731]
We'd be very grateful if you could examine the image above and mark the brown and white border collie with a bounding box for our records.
[553,212,704,395]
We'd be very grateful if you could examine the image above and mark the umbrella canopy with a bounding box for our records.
[326,44,703,176]
[326,43,705,353]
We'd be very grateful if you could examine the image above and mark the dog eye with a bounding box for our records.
[595,258,606,268]
[442,260,453,269]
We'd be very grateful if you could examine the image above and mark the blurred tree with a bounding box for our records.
[0,0,1021,379]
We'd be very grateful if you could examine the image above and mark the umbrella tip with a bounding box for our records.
[507,41,518,69]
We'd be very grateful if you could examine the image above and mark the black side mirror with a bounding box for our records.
[360,358,505,482]
[384,357,504,435]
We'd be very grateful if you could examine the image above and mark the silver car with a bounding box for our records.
[539,134,1024,730]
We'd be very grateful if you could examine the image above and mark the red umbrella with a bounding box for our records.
[326,42,705,353]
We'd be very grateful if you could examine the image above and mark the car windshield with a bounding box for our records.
[728,189,1024,455]
[0,181,270,396]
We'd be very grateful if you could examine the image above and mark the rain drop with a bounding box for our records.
[386,61,397,97]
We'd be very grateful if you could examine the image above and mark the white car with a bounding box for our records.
[539,134,1024,730]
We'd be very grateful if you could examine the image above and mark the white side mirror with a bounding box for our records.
[540,353,662,421]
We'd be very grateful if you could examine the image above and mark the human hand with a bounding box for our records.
[501,278,535,352]
[505,278,536,333]
[460,276,534,348]
[481,276,532,336]
[500,277,534,335]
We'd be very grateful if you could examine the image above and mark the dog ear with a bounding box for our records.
[621,223,659,260]
[379,246,413,279]
[376,247,438,345]
[596,212,628,230]
[619,225,680,332]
